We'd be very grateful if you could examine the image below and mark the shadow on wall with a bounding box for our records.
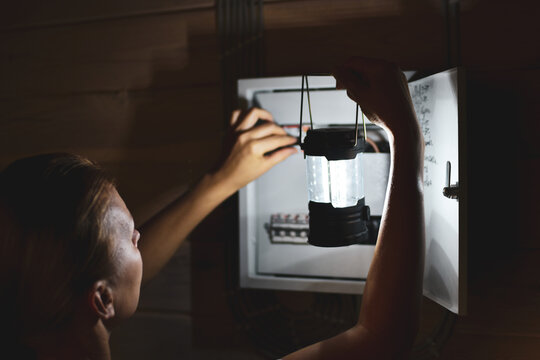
[424,219,457,311]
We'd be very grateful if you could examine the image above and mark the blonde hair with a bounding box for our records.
[0,153,116,347]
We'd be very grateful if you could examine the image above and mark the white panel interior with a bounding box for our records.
[255,90,368,126]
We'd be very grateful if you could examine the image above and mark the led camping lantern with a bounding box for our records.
[299,75,371,247]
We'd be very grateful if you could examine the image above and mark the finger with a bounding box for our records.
[332,63,367,89]
[333,66,368,103]
[331,66,345,89]
[334,66,368,91]
[264,146,298,166]
[230,109,242,126]
[236,108,274,131]
[241,122,287,140]
[254,135,298,155]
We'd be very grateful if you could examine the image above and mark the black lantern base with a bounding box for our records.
[308,199,370,247]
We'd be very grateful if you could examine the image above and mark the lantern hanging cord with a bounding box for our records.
[299,75,314,145]
[362,108,367,143]
[354,104,367,146]
[305,76,314,129]
[299,75,305,145]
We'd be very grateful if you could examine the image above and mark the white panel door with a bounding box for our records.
[408,68,466,315]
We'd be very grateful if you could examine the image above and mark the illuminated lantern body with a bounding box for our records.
[302,128,370,247]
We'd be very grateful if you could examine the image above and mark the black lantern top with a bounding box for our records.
[302,128,365,161]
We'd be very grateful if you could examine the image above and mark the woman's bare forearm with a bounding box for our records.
[137,108,297,284]
[283,59,426,360]
[358,123,425,351]
[283,120,425,360]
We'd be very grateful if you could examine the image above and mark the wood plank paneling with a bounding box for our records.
[438,332,540,360]
[0,85,223,161]
[0,0,246,358]
[1,0,215,29]
[110,312,192,360]
[103,158,218,226]
[138,241,191,313]
[519,159,540,249]
[432,2,540,358]
[264,0,403,28]
[263,0,447,75]
[460,0,540,68]
[455,250,540,336]
[465,68,540,156]
[0,10,219,96]
[0,141,221,227]
[110,310,264,360]
[464,68,540,252]
[191,198,257,350]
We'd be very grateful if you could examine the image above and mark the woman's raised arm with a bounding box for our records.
[138,108,297,283]
[283,57,425,360]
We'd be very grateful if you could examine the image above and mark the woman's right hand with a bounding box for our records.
[213,107,297,195]
[332,57,421,141]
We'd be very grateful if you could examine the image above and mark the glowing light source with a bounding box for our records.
[299,75,370,247]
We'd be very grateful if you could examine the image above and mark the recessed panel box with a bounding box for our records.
[238,69,466,314]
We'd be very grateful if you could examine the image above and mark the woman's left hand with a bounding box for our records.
[214,107,298,194]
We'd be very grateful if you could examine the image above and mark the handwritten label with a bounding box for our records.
[410,79,436,187]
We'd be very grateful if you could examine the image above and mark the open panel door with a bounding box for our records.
[408,68,467,315]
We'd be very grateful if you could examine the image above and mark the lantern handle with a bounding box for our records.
[306,76,314,130]
[299,75,366,147]
[355,104,359,146]
[299,75,304,145]
[299,75,315,146]
[354,104,367,147]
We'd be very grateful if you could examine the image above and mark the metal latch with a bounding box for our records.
[443,161,459,200]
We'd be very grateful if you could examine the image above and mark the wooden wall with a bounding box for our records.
[1,1,229,359]
[1,0,539,359]
[437,1,540,358]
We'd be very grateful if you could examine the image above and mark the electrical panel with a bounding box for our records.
[237,69,466,315]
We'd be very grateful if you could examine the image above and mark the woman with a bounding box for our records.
[0,57,424,359]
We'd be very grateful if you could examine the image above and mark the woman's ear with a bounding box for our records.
[89,280,115,320]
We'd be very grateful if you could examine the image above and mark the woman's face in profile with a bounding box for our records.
[104,188,143,323]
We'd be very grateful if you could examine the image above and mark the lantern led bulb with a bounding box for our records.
[328,156,364,208]
[306,156,330,203]
[307,156,365,208]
